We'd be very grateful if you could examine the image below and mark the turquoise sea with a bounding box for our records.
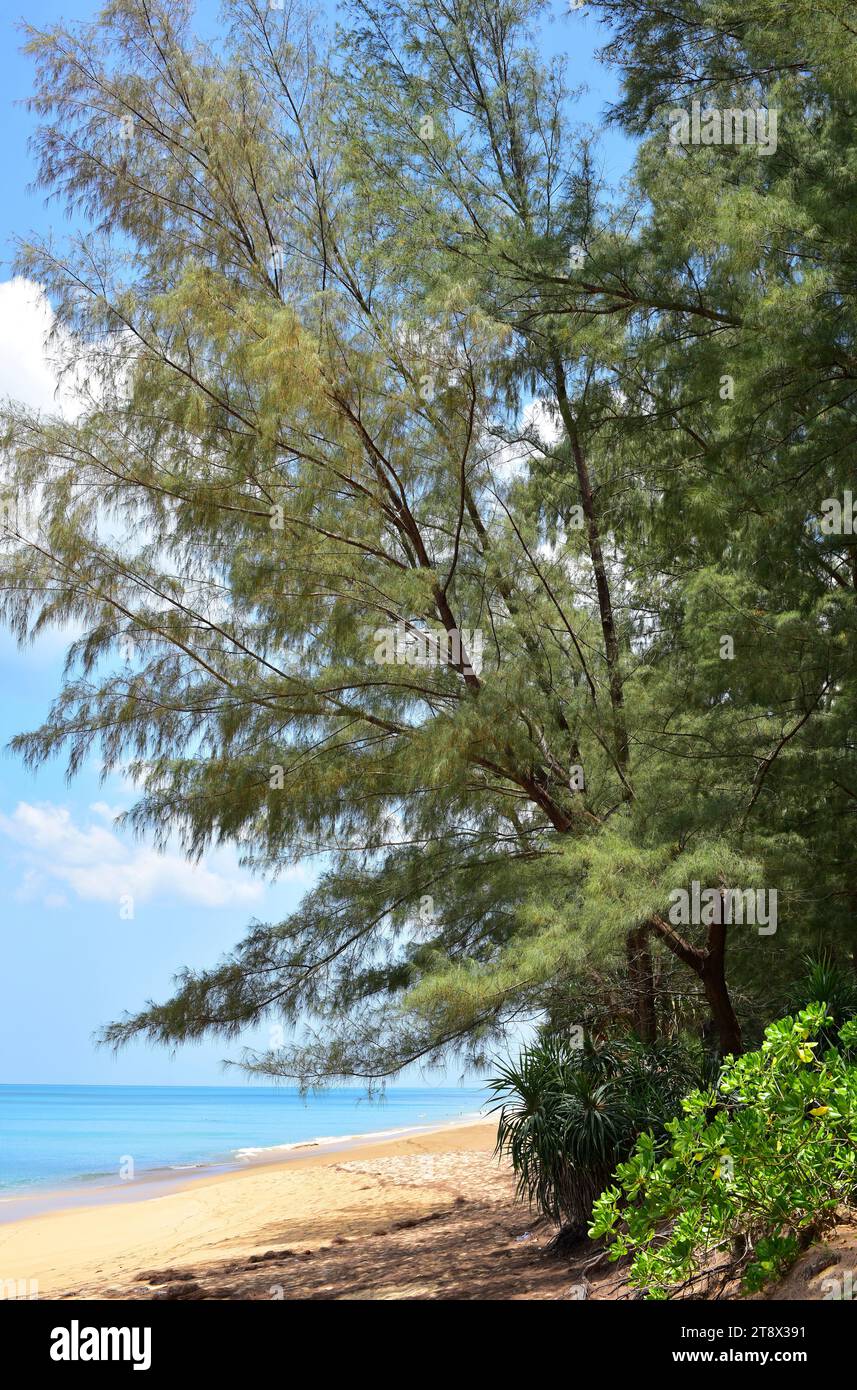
[0,1084,487,1198]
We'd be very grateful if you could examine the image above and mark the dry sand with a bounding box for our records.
[5,1116,846,1300]
[0,1118,577,1300]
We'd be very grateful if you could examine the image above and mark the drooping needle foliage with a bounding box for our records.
[2,0,857,1081]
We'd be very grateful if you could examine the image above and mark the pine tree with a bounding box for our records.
[2,0,855,1080]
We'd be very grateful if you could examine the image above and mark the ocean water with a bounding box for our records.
[0,1084,487,1196]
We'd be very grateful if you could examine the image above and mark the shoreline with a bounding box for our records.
[2,1109,852,1301]
[0,1115,503,1298]
[0,1109,489,1225]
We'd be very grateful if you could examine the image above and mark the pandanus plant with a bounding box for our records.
[489,1032,712,1239]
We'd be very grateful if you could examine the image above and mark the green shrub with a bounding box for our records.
[788,952,857,1047]
[589,1005,857,1299]
[488,1032,709,1236]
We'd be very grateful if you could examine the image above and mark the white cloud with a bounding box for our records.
[89,799,127,824]
[523,397,562,447]
[0,278,91,666]
[482,396,563,493]
[0,800,289,910]
[0,277,82,418]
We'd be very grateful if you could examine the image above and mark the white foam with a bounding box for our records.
[232,1111,487,1162]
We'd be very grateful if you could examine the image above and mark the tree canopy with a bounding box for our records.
[3,0,856,1082]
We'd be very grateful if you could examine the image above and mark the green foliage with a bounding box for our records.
[489,1032,710,1232]
[590,1006,857,1298]
[791,953,857,1024]
[787,953,857,1052]
[3,0,857,1078]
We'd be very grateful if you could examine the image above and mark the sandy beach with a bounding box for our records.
[4,1114,856,1301]
[0,1117,579,1301]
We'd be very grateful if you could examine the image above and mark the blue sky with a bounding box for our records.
[0,1,632,1085]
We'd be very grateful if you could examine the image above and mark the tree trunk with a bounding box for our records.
[700,917,743,1056]
[626,925,657,1043]
[648,909,743,1057]
[552,360,633,803]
